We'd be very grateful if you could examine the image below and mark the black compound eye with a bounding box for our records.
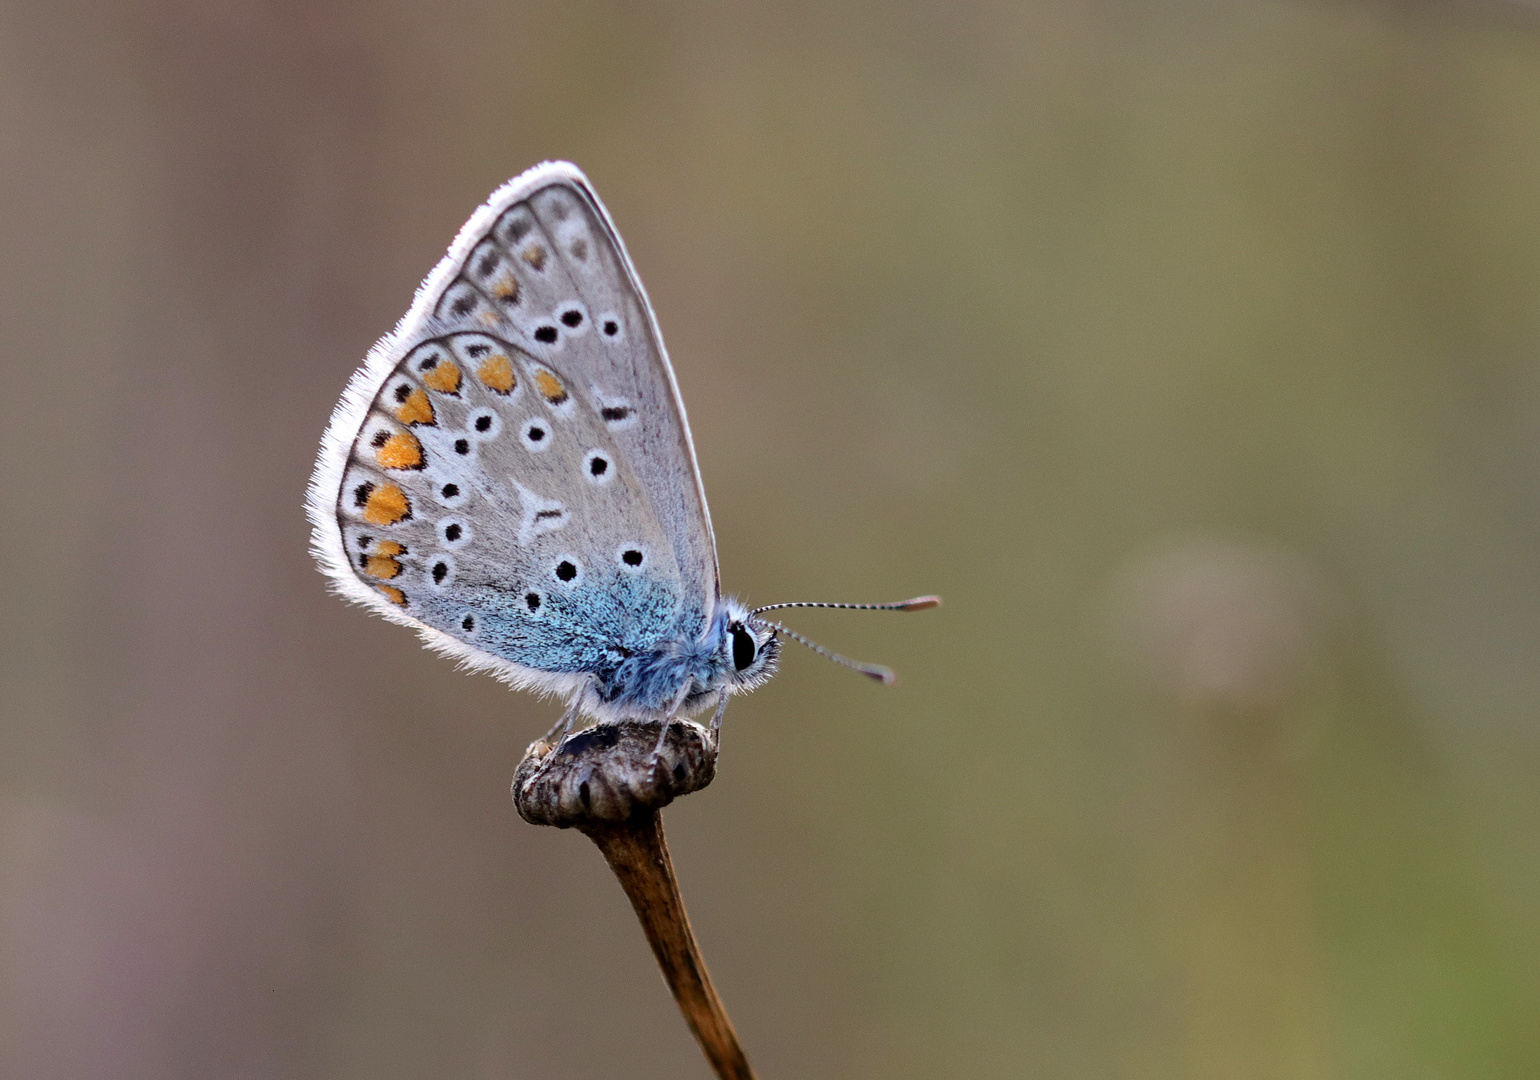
[731,624,756,672]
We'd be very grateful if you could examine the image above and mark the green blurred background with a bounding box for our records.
[3,0,1539,1076]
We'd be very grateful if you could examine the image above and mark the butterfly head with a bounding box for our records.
[716,600,781,693]
[721,595,943,691]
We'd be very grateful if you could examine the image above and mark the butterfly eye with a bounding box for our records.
[731,624,757,672]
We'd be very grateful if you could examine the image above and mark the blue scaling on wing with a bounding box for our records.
[413,569,721,713]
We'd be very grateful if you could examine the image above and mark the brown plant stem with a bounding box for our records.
[511,719,756,1080]
[583,812,756,1080]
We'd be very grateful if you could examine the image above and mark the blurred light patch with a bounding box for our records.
[1107,537,1333,714]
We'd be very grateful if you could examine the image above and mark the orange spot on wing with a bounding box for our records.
[422,360,461,394]
[374,431,424,470]
[394,388,435,426]
[362,483,410,525]
[377,584,407,607]
[534,369,568,404]
[522,244,546,270]
[364,555,402,580]
[492,275,520,303]
[374,540,405,556]
[478,354,516,394]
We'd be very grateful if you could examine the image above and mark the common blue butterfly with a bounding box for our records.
[307,162,937,746]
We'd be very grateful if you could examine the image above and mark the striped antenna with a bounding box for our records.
[756,619,896,685]
[751,595,941,616]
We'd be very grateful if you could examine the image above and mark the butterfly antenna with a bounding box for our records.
[751,595,941,615]
[757,619,897,685]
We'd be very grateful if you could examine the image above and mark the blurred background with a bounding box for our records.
[3,0,1539,1077]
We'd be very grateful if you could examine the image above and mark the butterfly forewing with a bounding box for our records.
[435,178,719,611]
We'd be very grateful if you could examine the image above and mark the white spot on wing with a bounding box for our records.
[511,480,568,545]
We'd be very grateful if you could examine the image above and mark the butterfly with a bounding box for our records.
[307,162,937,747]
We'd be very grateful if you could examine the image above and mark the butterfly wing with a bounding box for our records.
[307,162,719,695]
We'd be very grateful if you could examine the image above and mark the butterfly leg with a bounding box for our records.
[540,698,580,748]
[533,692,586,776]
[709,694,729,736]
[650,680,697,760]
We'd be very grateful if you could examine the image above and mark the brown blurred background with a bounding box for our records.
[3,1,1539,1077]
